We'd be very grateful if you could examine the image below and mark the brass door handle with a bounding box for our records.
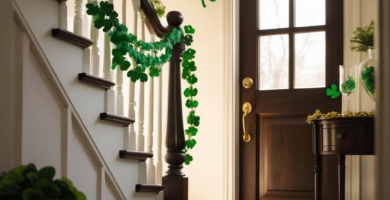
[242,102,252,142]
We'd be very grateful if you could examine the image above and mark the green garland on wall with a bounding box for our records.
[86,1,199,165]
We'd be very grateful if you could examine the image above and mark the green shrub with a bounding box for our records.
[0,164,86,200]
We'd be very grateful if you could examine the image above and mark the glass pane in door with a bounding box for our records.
[294,31,326,88]
[295,0,326,27]
[259,0,289,30]
[259,35,289,90]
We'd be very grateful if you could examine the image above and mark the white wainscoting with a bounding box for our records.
[8,3,157,199]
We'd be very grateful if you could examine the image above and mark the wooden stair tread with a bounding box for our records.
[135,184,165,193]
[52,28,92,49]
[119,150,153,162]
[100,113,135,126]
[78,73,115,90]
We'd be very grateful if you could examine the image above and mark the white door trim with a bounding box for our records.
[222,0,239,200]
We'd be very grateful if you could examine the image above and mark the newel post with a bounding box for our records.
[162,11,188,200]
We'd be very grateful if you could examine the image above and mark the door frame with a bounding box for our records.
[222,0,240,199]
[222,0,362,200]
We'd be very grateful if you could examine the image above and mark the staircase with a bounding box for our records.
[11,0,188,199]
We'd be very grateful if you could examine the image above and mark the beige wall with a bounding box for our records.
[160,1,225,200]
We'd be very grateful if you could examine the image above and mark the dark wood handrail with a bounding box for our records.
[140,0,183,38]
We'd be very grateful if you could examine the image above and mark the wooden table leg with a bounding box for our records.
[339,155,345,200]
[314,155,323,200]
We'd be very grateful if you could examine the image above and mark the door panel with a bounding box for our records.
[259,114,321,199]
[239,0,344,199]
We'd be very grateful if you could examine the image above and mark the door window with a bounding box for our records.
[258,0,327,90]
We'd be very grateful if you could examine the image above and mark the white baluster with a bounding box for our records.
[103,33,114,81]
[83,0,91,38]
[58,2,68,29]
[146,35,156,184]
[74,0,91,73]
[74,0,83,35]
[103,0,115,114]
[156,64,163,184]
[116,0,126,115]
[137,13,146,152]
[90,0,100,76]
[127,0,140,151]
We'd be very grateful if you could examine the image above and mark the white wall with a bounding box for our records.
[159,1,225,200]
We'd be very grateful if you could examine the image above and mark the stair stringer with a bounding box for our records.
[13,1,157,200]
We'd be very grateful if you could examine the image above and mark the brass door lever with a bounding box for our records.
[242,102,252,142]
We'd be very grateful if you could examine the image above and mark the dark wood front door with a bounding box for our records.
[239,0,344,199]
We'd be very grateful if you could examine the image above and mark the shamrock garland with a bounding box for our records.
[86,1,199,165]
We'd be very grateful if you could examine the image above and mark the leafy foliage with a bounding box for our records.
[86,2,200,165]
[361,65,375,94]
[326,84,341,99]
[0,164,85,200]
[150,0,166,18]
[350,20,375,52]
[341,76,356,95]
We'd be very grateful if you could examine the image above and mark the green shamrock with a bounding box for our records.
[184,86,198,97]
[326,84,341,99]
[183,49,196,60]
[185,154,193,165]
[184,35,193,46]
[185,139,197,149]
[185,127,198,137]
[184,25,195,34]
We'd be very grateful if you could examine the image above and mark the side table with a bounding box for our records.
[312,117,374,200]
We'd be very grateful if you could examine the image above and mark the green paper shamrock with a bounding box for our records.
[184,25,195,34]
[183,49,196,60]
[185,139,197,149]
[185,154,193,165]
[326,84,341,99]
[185,126,198,137]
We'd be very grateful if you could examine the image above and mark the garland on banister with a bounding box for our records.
[86,1,199,165]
